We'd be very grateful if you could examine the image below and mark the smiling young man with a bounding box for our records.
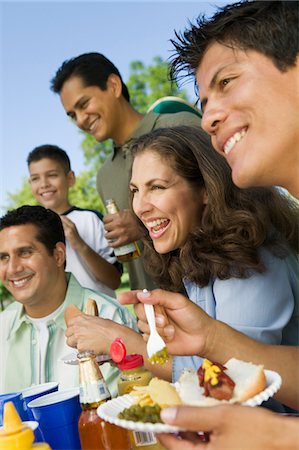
[170,0,299,197]
[0,205,136,396]
[50,52,201,291]
[119,2,299,448]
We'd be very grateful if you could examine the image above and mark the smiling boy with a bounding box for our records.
[27,144,121,297]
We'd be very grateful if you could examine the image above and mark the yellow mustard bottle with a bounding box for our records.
[0,401,51,450]
[110,338,165,450]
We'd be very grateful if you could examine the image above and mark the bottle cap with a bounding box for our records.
[0,401,34,450]
[117,354,144,370]
[110,338,127,363]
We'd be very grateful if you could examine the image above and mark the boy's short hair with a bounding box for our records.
[27,144,71,174]
[0,205,66,254]
[50,52,130,102]
[170,1,299,86]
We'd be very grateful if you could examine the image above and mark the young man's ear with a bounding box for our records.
[107,73,122,99]
[67,170,76,188]
[54,242,66,268]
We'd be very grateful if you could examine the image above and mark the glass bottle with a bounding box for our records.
[78,351,132,450]
[105,199,140,262]
[110,339,165,450]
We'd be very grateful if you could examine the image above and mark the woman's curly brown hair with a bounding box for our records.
[129,126,298,291]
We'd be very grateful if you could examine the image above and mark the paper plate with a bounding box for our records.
[97,369,281,433]
[242,369,282,406]
[97,394,183,433]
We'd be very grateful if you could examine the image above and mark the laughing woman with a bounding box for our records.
[129,126,299,387]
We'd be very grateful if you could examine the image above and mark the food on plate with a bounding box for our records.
[118,404,162,423]
[178,358,267,406]
[116,358,267,423]
[198,359,235,400]
[117,377,181,422]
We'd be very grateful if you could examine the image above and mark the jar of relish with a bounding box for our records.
[110,338,165,450]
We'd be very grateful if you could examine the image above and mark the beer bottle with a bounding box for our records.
[78,351,132,450]
[105,199,140,262]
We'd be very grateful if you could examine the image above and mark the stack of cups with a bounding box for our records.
[27,388,81,450]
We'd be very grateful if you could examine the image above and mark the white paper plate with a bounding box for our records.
[97,369,281,433]
[97,394,183,433]
[242,369,281,406]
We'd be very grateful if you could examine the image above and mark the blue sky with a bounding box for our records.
[1,0,232,213]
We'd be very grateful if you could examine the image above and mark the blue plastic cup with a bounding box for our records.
[0,392,28,425]
[27,388,81,450]
[22,382,59,420]
[22,420,45,442]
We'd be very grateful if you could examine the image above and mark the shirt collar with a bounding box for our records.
[111,111,159,160]
[8,273,84,336]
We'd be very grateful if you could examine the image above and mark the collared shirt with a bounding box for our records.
[96,111,201,290]
[172,248,299,382]
[0,273,138,397]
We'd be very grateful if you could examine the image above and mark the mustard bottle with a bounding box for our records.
[0,401,51,450]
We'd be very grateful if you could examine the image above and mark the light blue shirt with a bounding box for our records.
[172,248,299,382]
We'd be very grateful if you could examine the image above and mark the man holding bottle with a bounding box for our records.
[51,53,201,290]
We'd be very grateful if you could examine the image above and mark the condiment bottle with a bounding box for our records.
[78,351,132,450]
[105,199,140,262]
[0,401,51,450]
[110,339,165,450]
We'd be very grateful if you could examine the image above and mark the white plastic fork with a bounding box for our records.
[144,303,167,359]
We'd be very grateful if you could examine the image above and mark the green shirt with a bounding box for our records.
[0,273,137,397]
[97,111,201,290]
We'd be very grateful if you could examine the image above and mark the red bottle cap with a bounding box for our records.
[118,354,144,370]
[110,338,126,363]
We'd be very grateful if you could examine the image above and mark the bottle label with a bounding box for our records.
[114,242,137,256]
[132,431,157,446]
[80,379,110,404]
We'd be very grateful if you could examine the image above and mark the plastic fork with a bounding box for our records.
[144,303,167,360]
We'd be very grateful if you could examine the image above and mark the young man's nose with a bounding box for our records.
[201,103,227,135]
[76,110,88,130]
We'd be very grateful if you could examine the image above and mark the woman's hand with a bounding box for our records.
[118,288,214,357]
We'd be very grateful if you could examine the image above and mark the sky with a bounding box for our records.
[1,0,232,214]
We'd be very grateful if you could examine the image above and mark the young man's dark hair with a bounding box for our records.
[170,1,299,87]
[50,52,130,102]
[0,205,65,253]
[27,144,71,173]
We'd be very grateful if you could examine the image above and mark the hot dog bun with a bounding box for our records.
[225,358,266,402]
[178,358,266,406]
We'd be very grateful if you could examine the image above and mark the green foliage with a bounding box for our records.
[69,169,105,213]
[127,56,188,113]
[5,179,38,211]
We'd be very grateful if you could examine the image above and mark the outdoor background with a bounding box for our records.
[0,0,233,302]
[1,0,234,213]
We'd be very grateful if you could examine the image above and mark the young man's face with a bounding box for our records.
[197,43,299,194]
[59,75,122,144]
[0,224,65,317]
[29,158,74,214]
